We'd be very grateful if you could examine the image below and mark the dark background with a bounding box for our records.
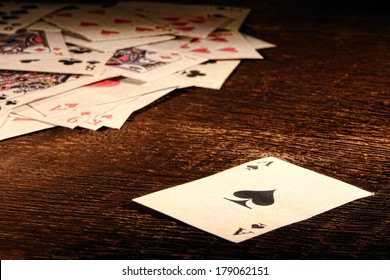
[0,0,389,259]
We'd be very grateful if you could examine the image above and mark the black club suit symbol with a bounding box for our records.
[184,70,206,78]
[69,48,92,54]
[87,60,100,65]
[20,59,39,63]
[6,100,17,105]
[58,58,82,65]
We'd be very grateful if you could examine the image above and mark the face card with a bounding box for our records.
[0,69,74,111]
[0,69,117,118]
[153,30,262,60]
[44,5,172,42]
[64,34,175,53]
[0,29,69,60]
[134,157,373,243]
[105,45,207,83]
[0,3,65,34]
[176,59,240,90]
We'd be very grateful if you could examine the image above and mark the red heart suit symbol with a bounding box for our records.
[114,19,132,24]
[55,12,73,17]
[175,26,195,32]
[136,27,154,31]
[101,29,119,35]
[191,48,210,53]
[80,21,99,27]
[87,78,121,87]
[161,17,181,21]
[88,10,106,15]
[219,47,238,52]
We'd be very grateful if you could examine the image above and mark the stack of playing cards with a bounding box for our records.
[0,1,276,141]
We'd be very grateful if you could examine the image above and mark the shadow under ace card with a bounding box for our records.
[134,157,373,243]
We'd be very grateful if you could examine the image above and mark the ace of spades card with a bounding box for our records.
[134,157,373,243]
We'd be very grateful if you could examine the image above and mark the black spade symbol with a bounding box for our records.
[225,189,276,209]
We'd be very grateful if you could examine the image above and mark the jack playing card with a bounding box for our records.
[134,157,373,243]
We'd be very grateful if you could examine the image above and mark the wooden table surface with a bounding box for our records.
[0,0,389,259]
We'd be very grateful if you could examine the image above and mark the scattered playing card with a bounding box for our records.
[0,47,113,76]
[0,3,65,34]
[0,69,75,113]
[243,33,277,50]
[79,87,177,130]
[0,107,54,141]
[176,59,241,89]
[44,5,172,42]
[0,69,117,118]
[65,34,176,53]
[134,157,373,243]
[105,45,207,83]
[117,1,251,32]
[0,29,69,60]
[29,75,184,118]
[26,20,62,32]
[153,30,263,60]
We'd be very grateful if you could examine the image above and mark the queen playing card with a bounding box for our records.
[134,157,373,243]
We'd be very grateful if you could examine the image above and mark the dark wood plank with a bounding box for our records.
[0,0,389,259]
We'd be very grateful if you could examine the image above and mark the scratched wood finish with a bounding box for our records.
[0,0,389,259]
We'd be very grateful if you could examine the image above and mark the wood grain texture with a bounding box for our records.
[0,0,389,259]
